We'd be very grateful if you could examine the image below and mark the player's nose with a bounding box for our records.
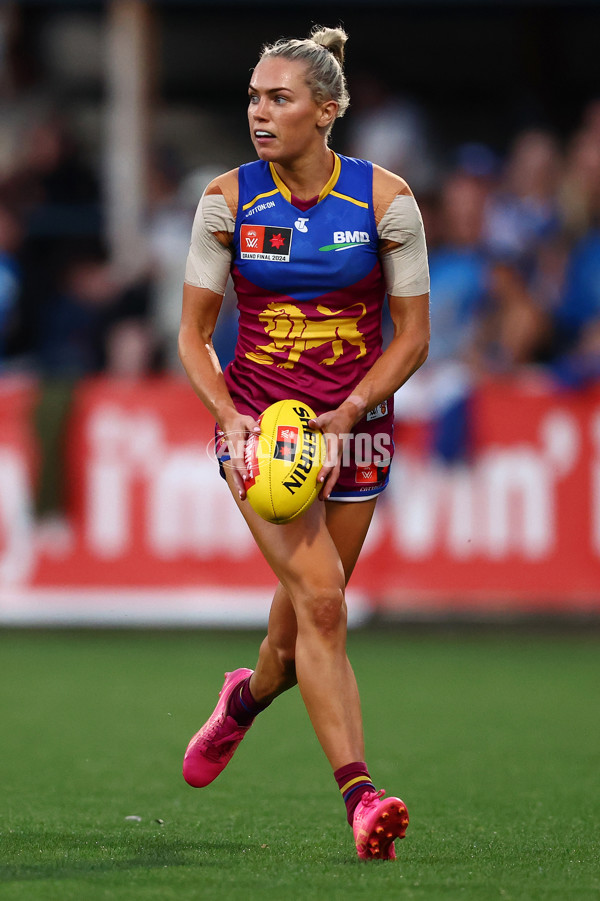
[251,97,268,120]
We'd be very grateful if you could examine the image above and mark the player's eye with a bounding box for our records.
[275,96,288,104]
[248,93,259,104]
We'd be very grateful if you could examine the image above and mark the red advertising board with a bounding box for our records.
[0,375,599,623]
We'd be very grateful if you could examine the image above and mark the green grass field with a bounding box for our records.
[0,628,598,900]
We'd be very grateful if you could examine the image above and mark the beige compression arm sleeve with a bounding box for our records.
[378,194,430,296]
[184,192,235,295]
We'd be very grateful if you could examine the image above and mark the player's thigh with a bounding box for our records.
[325,498,378,583]
[224,470,345,602]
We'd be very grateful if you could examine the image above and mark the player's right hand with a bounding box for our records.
[220,412,261,500]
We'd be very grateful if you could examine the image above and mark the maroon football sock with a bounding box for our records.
[227,675,271,726]
[334,762,376,825]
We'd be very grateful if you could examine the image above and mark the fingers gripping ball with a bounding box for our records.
[244,400,326,524]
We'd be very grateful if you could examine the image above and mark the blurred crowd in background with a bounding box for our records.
[2,75,599,382]
[2,95,599,380]
[0,5,599,532]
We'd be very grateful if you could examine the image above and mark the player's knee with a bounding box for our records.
[298,586,346,639]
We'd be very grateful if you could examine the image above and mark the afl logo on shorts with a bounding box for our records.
[355,465,379,485]
[241,224,292,261]
[366,400,388,421]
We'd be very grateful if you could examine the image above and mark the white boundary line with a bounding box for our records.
[0,587,371,628]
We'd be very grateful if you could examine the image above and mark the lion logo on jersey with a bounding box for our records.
[246,301,367,369]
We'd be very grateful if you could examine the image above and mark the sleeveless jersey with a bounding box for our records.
[224,153,389,419]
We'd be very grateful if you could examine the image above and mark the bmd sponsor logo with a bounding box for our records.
[319,230,371,252]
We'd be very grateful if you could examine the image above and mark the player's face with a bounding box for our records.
[248,57,330,164]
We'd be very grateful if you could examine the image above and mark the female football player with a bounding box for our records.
[178,25,430,860]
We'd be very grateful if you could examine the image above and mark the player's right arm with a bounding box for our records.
[178,170,258,498]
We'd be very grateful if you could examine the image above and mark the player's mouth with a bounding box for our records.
[254,130,276,144]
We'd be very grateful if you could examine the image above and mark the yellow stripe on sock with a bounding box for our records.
[340,776,370,795]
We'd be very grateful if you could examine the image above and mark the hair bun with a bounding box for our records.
[258,27,350,124]
[310,26,348,67]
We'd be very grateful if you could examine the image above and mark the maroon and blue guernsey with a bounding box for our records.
[183,151,429,498]
[225,153,388,421]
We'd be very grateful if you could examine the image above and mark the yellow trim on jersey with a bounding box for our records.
[330,190,370,209]
[268,152,343,205]
[269,164,292,203]
[318,152,342,201]
[242,187,279,211]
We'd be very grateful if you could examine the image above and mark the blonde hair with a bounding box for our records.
[259,26,350,126]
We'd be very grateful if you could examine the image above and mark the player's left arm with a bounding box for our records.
[311,165,430,497]
[338,162,431,418]
[340,290,430,419]
[312,292,429,497]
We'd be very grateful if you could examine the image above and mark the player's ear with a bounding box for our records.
[317,100,338,128]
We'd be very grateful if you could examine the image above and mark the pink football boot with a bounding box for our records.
[353,789,409,860]
[183,668,254,788]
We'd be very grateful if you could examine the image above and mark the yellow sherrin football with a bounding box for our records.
[245,399,326,524]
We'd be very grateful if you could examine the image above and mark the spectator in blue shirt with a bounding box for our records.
[483,129,563,268]
[553,227,600,385]
[395,173,490,463]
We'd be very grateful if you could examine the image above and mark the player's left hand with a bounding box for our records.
[308,405,357,500]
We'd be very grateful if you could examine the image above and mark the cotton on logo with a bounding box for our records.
[85,405,253,559]
[389,410,580,560]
